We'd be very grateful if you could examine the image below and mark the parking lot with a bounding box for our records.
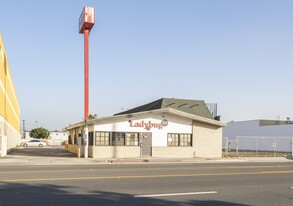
[8,146,76,158]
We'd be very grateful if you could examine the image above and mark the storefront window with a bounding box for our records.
[126,133,139,146]
[112,132,125,146]
[180,134,192,146]
[168,133,192,147]
[95,132,110,146]
[168,134,179,146]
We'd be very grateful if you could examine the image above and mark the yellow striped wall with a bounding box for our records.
[0,34,20,133]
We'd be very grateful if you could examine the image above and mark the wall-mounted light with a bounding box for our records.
[161,119,168,127]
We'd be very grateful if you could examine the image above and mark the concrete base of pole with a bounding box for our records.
[84,123,89,158]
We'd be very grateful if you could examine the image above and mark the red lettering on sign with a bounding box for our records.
[129,120,163,130]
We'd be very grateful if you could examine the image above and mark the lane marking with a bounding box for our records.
[134,191,217,198]
[0,165,287,174]
[1,170,293,183]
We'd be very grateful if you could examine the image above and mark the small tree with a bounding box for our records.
[89,114,98,119]
[30,127,50,139]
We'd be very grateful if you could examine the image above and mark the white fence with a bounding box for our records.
[223,136,293,157]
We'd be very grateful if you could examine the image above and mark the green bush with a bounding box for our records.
[30,127,50,139]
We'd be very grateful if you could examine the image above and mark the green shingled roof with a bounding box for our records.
[114,98,213,119]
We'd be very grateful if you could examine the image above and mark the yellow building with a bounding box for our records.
[0,34,20,157]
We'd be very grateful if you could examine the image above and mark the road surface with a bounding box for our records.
[1,162,293,205]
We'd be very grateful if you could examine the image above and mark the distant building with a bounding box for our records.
[48,131,69,143]
[64,98,225,158]
[0,34,21,157]
[24,131,68,145]
[223,120,293,152]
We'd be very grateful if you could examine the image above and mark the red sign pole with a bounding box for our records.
[84,29,89,121]
[79,6,95,158]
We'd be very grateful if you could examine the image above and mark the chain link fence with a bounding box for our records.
[223,136,293,157]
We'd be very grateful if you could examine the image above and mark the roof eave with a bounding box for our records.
[164,108,226,127]
[63,108,225,131]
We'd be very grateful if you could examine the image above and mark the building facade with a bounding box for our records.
[0,34,20,157]
[64,99,225,158]
[223,120,293,152]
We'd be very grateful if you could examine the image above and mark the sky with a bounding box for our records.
[0,0,293,131]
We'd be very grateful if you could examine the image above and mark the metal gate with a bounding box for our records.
[140,133,152,157]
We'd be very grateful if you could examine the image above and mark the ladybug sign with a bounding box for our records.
[79,6,95,33]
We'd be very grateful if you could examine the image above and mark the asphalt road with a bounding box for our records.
[0,162,293,205]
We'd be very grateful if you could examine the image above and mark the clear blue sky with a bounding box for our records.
[1,0,293,131]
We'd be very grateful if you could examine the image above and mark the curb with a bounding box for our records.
[0,156,292,166]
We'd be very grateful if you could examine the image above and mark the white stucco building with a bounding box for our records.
[64,98,225,158]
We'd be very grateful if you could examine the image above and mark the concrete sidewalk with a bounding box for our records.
[0,154,292,166]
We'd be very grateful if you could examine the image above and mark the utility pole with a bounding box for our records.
[22,120,26,139]
[79,6,95,158]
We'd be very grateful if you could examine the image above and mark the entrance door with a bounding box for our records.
[141,132,152,157]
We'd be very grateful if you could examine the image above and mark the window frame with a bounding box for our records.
[95,131,110,146]
[93,131,140,146]
[111,132,126,146]
[125,132,140,146]
[167,133,192,147]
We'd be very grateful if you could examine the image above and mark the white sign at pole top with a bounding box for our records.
[79,6,95,33]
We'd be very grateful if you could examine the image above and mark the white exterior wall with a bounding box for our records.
[49,132,68,141]
[223,120,293,139]
[48,132,68,145]
[0,135,7,157]
[94,114,192,147]
[91,114,193,158]
[0,115,21,156]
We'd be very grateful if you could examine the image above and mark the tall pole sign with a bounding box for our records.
[79,6,95,158]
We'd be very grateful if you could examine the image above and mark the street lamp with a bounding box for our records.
[79,6,95,158]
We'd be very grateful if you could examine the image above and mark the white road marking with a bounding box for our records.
[290,187,293,190]
[134,191,217,198]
